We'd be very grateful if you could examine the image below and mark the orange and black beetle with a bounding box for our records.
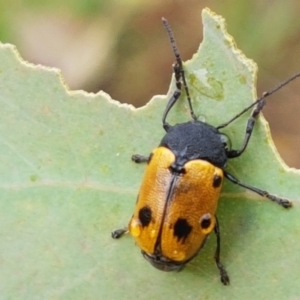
[112,18,295,285]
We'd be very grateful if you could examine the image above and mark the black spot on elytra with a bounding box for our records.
[139,206,152,227]
[200,214,211,229]
[174,218,192,243]
[213,174,222,188]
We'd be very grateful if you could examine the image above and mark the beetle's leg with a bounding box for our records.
[214,216,230,285]
[131,154,149,163]
[162,63,183,131]
[226,99,266,158]
[162,18,197,131]
[224,171,292,208]
[111,228,128,239]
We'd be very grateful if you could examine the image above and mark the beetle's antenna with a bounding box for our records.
[162,18,197,121]
[217,71,300,129]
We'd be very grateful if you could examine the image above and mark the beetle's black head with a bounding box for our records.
[160,121,229,168]
[141,251,185,272]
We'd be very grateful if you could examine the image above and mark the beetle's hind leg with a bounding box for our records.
[131,154,150,163]
[214,216,230,285]
[224,171,292,208]
[111,228,128,239]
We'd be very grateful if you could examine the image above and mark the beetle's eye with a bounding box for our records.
[220,133,231,151]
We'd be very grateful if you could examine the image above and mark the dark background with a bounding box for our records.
[1,0,300,167]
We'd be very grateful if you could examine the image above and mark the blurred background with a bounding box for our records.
[1,0,300,168]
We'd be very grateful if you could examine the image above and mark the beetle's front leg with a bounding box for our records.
[131,154,150,163]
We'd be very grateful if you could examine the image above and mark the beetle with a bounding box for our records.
[112,18,297,285]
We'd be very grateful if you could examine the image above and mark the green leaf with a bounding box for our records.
[0,7,299,299]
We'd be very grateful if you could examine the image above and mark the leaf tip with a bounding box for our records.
[201,8,257,92]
